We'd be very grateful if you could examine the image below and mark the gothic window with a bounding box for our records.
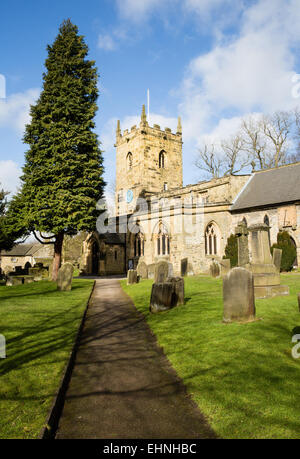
[127,152,133,170]
[159,151,165,169]
[155,222,170,256]
[205,223,220,256]
[134,231,144,257]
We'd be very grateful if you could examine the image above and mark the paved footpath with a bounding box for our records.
[56,278,216,439]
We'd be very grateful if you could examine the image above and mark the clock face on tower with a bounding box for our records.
[126,189,133,203]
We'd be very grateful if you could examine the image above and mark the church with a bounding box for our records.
[80,106,300,276]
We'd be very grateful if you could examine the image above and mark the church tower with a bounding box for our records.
[115,105,183,215]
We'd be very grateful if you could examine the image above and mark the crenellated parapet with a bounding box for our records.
[115,106,182,146]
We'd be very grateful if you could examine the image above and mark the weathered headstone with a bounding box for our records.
[272,248,282,273]
[223,267,256,323]
[187,262,194,276]
[248,224,288,298]
[148,264,155,279]
[23,276,34,284]
[154,261,173,283]
[127,269,138,285]
[235,221,249,267]
[29,266,49,280]
[249,223,272,265]
[166,277,185,305]
[150,283,175,313]
[150,277,184,314]
[137,261,148,279]
[181,258,188,277]
[6,276,23,286]
[57,262,74,291]
[210,261,220,278]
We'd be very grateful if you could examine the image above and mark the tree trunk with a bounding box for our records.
[52,232,64,281]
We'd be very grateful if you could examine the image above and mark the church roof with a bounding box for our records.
[1,242,42,256]
[231,162,300,211]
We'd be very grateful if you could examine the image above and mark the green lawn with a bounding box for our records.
[121,274,300,439]
[0,279,94,439]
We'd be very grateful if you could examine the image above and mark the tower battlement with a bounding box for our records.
[115,105,183,215]
[115,106,182,147]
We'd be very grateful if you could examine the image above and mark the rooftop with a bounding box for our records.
[231,162,300,211]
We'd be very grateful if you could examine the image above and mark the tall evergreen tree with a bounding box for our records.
[18,19,105,280]
[0,187,27,252]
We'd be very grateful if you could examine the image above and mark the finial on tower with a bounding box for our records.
[141,104,147,124]
[116,119,121,139]
[177,116,182,135]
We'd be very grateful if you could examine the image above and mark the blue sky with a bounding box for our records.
[1,0,300,195]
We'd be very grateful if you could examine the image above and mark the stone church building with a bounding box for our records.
[80,106,300,276]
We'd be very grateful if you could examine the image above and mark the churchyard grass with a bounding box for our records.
[121,274,300,439]
[0,279,94,439]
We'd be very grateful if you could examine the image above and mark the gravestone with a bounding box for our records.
[147,264,155,279]
[154,261,173,283]
[137,261,148,279]
[235,221,249,267]
[249,224,272,264]
[127,269,138,285]
[210,261,220,278]
[223,267,256,323]
[248,224,289,298]
[272,248,282,273]
[181,258,188,277]
[150,277,184,314]
[187,262,194,276]
[29,266,48,280]
[6,276,23,286]
[220,259,231,277]
[166,277,185,305]
[57,262,74,291]
[23,276,34,284]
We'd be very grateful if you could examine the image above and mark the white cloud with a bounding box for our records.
[0,160,21,194]
[178,0,300,150]
[0,88,39,134]
[115,0,241,24]
[97,33,117,51]
[115,0,164,22]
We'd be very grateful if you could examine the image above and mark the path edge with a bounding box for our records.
[118,280,218,439]
[39,280,96,440]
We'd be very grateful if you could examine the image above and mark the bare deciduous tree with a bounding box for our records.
[195,144,223,178]
[221,133,250,175]
[261,111,292,168]
[241,116,267,169]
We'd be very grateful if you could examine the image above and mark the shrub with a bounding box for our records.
[271,231,297,272]
[223,234,238,268]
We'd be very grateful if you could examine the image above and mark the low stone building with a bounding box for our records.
[80,106,300,276]
[0,242,53,274]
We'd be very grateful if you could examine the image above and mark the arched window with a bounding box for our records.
[134,231,144,257]
[127,152,133,170]
[155,222,170,256]
[159,151,165,169]
[205,223,220,256]
[242,217,247,226]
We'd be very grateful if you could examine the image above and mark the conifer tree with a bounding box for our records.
[17,19,105,280]
[0,187,27,252]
